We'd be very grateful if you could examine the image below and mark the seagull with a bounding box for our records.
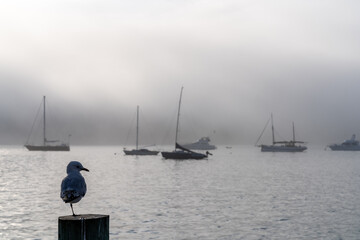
[60,161,89,216]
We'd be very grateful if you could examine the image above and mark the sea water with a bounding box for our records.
[0,145,360,239]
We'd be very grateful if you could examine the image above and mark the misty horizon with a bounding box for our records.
[1,90,360,147]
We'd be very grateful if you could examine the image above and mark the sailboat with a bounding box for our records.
[161,87,210,160]
[256,114,307,152]
[123,106,159,156]
[25,96,70,151]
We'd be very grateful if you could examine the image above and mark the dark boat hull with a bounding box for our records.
[25,145,70,151]
[161,150,207,160]
[261,145,307,152]
[124,149,159,155]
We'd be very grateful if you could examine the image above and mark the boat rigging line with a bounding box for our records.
[254,116,271,146]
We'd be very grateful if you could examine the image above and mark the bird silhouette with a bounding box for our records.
[60,161,89,216]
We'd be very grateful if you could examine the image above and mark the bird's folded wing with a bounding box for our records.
[61,174,87,200]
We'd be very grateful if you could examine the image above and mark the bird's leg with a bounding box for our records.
[70,203,76,216]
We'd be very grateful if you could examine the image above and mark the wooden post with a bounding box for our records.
[58,214,109,240]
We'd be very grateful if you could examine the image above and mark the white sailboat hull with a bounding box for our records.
[25,144,70,151]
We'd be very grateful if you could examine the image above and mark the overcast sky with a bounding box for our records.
[0,0,360,146]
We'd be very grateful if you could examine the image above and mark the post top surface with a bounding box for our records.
[59,214,109,221]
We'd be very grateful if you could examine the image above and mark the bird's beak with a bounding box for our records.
[82,167,89,172]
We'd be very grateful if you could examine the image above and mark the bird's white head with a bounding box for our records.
[66,161,89,174]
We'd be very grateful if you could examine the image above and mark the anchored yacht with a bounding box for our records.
[182,137,216,150]
[328,134,360,151]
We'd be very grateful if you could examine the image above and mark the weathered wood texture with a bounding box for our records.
[58,214,109,240]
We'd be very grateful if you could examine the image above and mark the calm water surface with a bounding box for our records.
[0,145,360,239]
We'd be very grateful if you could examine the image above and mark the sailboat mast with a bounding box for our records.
[292,122,295,142]
[136,105,139,150]
[175,87,184,149]
[43,96,46,145]
[271,113,275,144]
